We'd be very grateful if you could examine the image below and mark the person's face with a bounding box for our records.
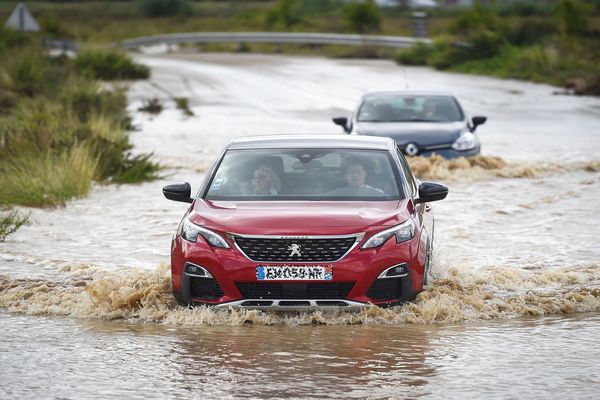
[252,171,270,191]
[345,164,366,187]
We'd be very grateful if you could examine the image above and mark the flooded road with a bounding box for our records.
[1,53,600,398]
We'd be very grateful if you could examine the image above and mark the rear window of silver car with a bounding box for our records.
[358,95,463,123]
[205,149,402,201]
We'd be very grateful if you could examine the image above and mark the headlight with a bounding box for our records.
[362,220,415,249]
[180,218,230,248]
[451,131,476,151]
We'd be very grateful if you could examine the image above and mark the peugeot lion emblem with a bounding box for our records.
[288,243,302,257]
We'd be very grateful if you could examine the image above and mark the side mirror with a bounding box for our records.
[415,182,448,204]
[163,182,193,203]
[332,117,350,133]
[472,116,487,131]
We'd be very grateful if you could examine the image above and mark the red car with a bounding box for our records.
[163,135,448,310]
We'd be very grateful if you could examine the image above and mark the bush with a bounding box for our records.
[342,0,382,34]
[74,50,150,80]
[138,97,164,114]
[1,50,55,97]
[494,1,552,17]
[0,44,160,207]
[263,0,302,30]
[450,1,499,36]
[0,210,29,242]
[395,42,434,65]
[508,20,559,46]
[554,0,591,36]
[0,146,98,207]
[174,97,194,116]
[59,79,128,123]
[136,0,191,18]
[0,29,31,54]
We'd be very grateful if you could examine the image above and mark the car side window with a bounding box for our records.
[396,149,417,198]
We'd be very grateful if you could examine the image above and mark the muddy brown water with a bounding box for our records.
[1,53,600,399]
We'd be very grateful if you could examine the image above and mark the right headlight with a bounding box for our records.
[180,217,230,248]
[451,131,476,151]
[362,220,415,249]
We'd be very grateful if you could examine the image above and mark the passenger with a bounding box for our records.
[250,165,281,196]
[328,161,383,196]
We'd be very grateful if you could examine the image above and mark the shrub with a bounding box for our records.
[0,28,31,53]
[59,79,128,123]
[112,153,161,184]
[342,0,382,34]
[554,0,590,36]
[136,0,191,18]
[450,1,499,36]
[74,50,150,80]
[174,97,194,116]
[395,42,434,65]
[2,50,55,97]
[0,210,29,242]
[138,97,164,114]
[263,0,302,30]
[508,20,559,46]
[0,146,98,207]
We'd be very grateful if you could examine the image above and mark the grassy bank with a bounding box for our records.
[0,29,158,212]
[396,1,600,95]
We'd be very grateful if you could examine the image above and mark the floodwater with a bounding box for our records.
[1,53,600,399]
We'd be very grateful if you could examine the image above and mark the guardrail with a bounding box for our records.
[119,32,431,50]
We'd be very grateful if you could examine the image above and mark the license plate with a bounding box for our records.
[256,265,333,281]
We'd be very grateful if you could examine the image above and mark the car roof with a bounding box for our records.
[228,134,396,150]
[362,90,456,98]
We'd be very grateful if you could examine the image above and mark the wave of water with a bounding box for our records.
[2,261,599,327]
[407,155,600,181]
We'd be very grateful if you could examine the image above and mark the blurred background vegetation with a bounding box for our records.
[0,1,596,95]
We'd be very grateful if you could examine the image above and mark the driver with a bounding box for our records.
[328,161,383,196]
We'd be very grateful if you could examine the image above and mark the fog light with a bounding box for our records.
[184,262,213,278]
[378,263,408,279]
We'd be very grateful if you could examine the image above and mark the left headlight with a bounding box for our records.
[180,218,230,248]
[451,131,477,151]
[362,220,415,249]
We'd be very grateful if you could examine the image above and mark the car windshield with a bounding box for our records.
[205,148,402,201]
[357,94,463,123]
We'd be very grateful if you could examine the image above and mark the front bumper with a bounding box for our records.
[398,143,481,159]
[171,233,424,309]
[419,145,480,159]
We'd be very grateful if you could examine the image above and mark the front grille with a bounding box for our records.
[236,282,355,300]
[366,278,403,301]
[190,277,224,300]
[233,236,357,262]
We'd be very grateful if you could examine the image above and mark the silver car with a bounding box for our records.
[333,91,487,158]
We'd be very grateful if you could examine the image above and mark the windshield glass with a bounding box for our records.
[205,148,402,201]
[357,94,463,122]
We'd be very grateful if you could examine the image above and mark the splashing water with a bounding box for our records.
[407,155,600,181]
[2,261,599,327]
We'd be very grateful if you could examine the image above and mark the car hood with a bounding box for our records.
[355,121,466,146]
[190,200,410,235]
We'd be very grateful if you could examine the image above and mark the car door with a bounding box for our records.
[396,148,433,247]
